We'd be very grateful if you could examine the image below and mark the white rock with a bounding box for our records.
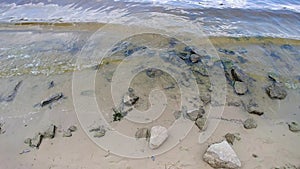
[203,140,241,169]
[149,126,168,149]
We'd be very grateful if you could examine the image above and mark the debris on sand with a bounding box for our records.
[225,133,236,145]
[149,126,168,149]
[266,82,287,100]
[135,128,150,139]
[243,118,257,129]
[24,124,57,148]
[288,122,300,132]
[0,80,22,102]
[43,124,56,139]
[89,126,106,138]
[203,140,241,169]
[0,123,5,134]
[39,93,64,107]
[63,130,72,137]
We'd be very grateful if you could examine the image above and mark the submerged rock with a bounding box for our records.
[243,118,257,129]
[245,100,264,116]
[149,126,168,149]
[234,81,248,95]
[203,140,241,169]
[288,122,300,132]
[266,83,287,100]
[135,128,150,139]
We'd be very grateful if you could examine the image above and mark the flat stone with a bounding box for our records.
[149,126,168,149]
[135,128,150,139]
[243,118,257,129]
[266,83,287,100]
[234,81,248,95]
[288,122,300,132]
[200,94,211,105]
[94,130,106,138]
[203,140,241,169]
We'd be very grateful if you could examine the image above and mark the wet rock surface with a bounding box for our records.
[149,126,168,149]
[203,140,241,169]
[243,118,257,129]
[266,82,287,100]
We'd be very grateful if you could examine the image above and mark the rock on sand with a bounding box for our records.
[149,126,168,149]
[203,140,241,169]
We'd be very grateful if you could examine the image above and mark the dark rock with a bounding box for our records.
[288,122,300,132]
[187,108,205,121]
[266,83,287,100]
[43,124,56,139]
[135,128,150,139]
[124,46,147,57]
[243,118,257,129]
[0,80,22,102]
[195,117,207,131]
[234,81,248,95]
[40,93,64,107]
[252,154,258,158]
[225,133,236,145]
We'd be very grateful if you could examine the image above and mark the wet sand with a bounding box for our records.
[0,23,300,169]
